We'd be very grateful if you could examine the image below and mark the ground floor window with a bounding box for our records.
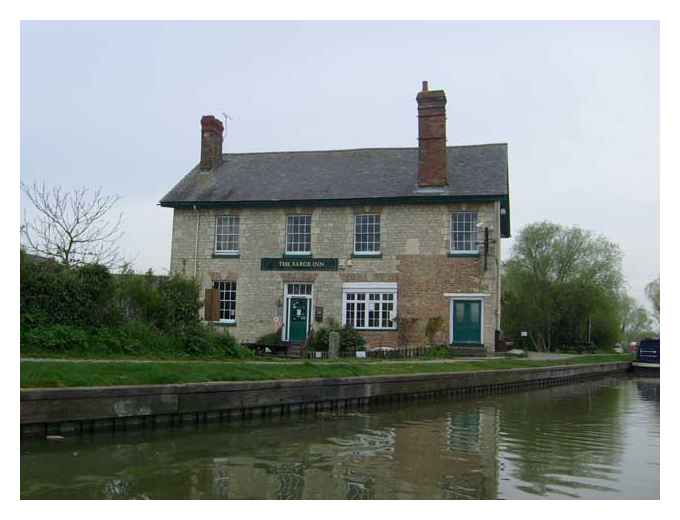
[342,283,397,330]
[213,280,237,322]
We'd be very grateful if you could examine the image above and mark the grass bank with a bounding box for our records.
[20,354,632,388]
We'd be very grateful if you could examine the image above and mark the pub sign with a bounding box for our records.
[260,257,339,271]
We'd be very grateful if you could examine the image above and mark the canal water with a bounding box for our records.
[20,374,659,499]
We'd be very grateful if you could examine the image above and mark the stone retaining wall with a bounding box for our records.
[20,362,631,438]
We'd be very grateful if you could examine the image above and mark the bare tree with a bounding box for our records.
[21,181,125,268]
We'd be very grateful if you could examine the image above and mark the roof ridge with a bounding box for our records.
[220,143,507,157]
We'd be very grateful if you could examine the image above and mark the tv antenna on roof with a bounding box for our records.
[221,113,233,137]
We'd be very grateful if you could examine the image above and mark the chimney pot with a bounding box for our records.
[422,80,429,91]
[199,115,224,171]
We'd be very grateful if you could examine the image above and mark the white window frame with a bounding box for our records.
[213,280,237,323]
[353,213,381,255]
[214,215,240,255]
[450,211,479,254]
[342,282,397,331]
[285,214,312,255]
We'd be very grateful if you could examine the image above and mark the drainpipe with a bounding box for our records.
[193,205,200,279]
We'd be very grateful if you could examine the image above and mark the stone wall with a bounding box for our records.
[20,363,632,438]
[168,201,502,351]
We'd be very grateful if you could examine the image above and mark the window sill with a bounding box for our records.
[351,328,397,332]
[447,251,480,257]
[351,253,382,259]
[213,253,240,258]
[212,321,237,327]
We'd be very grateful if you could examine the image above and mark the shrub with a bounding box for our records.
[423,345,451,358]
[20,321,252,359]
[20,251,249,360]
[425,316,445,345]
[309,327,330,351]
[256,330,283,346]
[21,324,90,353]
[309,324,366,352]
[21,253,118,328]
[339,324,366,352]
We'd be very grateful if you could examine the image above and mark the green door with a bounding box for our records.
[452,300,482,344]
[288,298,309,342]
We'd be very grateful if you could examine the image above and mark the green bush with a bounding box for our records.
[21,322,251,359]
[256,330,283,346]
[422,345,451,358]
[308,323,366,352]
[20,251,253,360]
[425,317,445,345]
[309,327,330,351]
[21,253,118,328]
[339,324,366,352]
[21,324,90,353]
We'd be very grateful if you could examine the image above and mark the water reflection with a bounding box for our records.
[20,375,659,499]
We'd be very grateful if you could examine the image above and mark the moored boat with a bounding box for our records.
[632,337,660,374]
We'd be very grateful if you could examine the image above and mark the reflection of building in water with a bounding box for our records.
[387,403,498,499]
[203,405,499,499]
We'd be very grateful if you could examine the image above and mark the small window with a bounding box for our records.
[213,280,237,322]
[286,215,311,255]
[354,214,381,254]
[450,212,479,253]
[215,215,240,254]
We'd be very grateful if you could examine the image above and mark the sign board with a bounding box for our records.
[521,331,528,337]
[261,258,338,271]
[355,351,367,359]
[315,306,323,322]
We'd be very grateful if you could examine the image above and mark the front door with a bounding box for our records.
[452,300,482,344]
[288,297,309,342]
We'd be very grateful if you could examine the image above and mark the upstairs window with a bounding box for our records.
[215,215,240,254]
[286,215,311,255]
[354,214,381,255]
[450,212,479,253]
[213,280,237,322]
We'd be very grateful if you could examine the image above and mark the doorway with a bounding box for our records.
[450,298,483,345]
[283,283,312,342]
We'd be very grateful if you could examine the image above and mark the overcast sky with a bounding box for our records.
[20,21,658,306]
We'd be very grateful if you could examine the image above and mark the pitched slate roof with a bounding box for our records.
[160,144,508,205]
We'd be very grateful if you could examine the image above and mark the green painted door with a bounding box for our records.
[288,298,309,342]
[452,300,482,344]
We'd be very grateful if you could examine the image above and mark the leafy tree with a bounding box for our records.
[645,277,660,325]
[502,222,624,351]
[618,293,654,344]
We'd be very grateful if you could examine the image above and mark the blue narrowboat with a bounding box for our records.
[632,337,660,374]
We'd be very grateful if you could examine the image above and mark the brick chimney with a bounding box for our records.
[416,81,448,187]
[199,115,224,171]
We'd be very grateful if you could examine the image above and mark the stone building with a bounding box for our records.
[160,82,510,352]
